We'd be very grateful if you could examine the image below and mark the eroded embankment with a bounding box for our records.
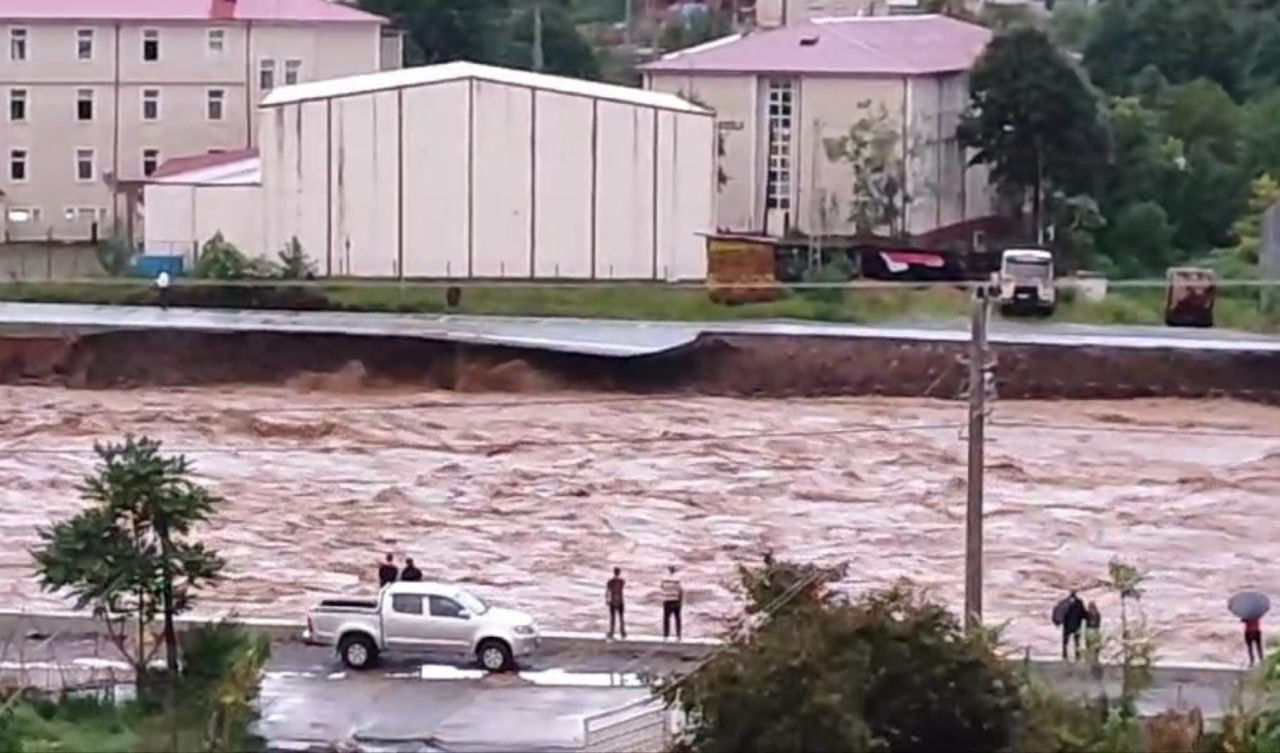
[0,329,1277,402]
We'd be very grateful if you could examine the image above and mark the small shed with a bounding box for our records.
[142,149,263,261]
[259,61,716,280]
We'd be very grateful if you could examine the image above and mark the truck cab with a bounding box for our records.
[998,248,1056,317]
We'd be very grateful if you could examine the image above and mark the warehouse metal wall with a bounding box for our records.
[261,73,712,280]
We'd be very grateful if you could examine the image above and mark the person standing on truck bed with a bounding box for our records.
[401,558,423,582]
[606,567,626,640]
[377,553,398,588]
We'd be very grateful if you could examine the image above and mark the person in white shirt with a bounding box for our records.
[661,566,683,641]
[155,270,171,310]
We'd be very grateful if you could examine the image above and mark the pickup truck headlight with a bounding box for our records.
[514,625,537,636]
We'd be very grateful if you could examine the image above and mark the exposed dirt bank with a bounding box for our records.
[0,329,1277,403]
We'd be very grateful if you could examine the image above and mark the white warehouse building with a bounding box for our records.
[152,61,715,281]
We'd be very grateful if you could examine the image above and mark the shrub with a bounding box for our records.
[96,238,137,277]
[276,237,315,280]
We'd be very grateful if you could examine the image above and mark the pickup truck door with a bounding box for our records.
[382,594,446,650]
[427,595,477,649]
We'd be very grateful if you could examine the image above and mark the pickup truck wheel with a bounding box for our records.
[477,639,514,673]
[339,634,378,670]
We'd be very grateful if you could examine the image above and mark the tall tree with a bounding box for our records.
[504,1,601,79]
[357,0,514,65]
[959,27,1108,243]
[33,437,225,678]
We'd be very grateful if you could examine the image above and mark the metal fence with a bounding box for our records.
[581,697,677,753]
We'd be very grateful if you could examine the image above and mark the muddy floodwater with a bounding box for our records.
[0,384,1276,664]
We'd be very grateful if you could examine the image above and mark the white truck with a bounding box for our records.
[304,581,541,672]
[997,248,1056,316]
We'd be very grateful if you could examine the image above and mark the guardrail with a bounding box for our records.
[581,696,676,753]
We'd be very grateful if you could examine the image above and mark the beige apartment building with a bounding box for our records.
[0,0,396,244]
[642,14,995,240]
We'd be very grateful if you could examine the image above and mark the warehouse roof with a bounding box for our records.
[0,0,385,23]
[149,149,261,186]
[641,15,991,76]
[261,61,711,115]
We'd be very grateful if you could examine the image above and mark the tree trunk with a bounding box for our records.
[1032,144,1044,245]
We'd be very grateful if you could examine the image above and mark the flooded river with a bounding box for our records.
[0,384,1276,664]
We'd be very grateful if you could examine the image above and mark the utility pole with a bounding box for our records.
[531,2,545,72]
[964,286,990,631]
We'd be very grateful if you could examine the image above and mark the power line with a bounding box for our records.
[989,420,1280,440]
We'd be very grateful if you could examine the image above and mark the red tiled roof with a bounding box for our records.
[641,15,991,76]
[0,0,385,23]
[150,148,258,179]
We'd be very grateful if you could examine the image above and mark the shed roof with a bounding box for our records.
[641,14,991,77]
[149,148,261,186]
[0,0,385,24]
[261,61,711,115]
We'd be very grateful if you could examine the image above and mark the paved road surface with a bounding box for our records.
[2,302,1279,357]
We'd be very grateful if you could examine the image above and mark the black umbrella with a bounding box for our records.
[1229,591,1271,621]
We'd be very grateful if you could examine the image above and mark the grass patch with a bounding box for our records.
[1,280,1278,332]
[5,695,140,753]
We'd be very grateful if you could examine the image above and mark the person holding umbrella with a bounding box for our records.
[1229,591,1270,667]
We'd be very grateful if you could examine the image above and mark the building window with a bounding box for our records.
[9,89,27,122]
[284,59,302,86]
[207,28,226,56]
[207,89,225,120]
[142,29,159,61]
[9,28,27,62]
[259,59,275,91]
[77,29,94,60]
[8,207,40,224]
[142,148,160,177]
[76,88,94,121]
[10,149,29,182]
[142,88,160,121]
[75,148,95,182]
[765,78,794,211]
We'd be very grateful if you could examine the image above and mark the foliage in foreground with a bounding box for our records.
[672,560,1025,752]
[1,623,270,753]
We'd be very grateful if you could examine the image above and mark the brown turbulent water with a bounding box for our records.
[0,382,1276,665]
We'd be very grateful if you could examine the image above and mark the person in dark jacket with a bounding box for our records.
[377,553,398,588]
[606,567,626,640]
[1062,590,1088,661]
[401,558,423,582]
[1245,615,1265,666]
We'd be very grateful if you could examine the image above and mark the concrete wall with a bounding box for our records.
[0,19,388,244]
[262,75,714,280]
[142,183,264,258]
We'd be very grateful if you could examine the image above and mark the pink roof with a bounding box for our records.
[151,148,258,179]
[0,0,385,23]
[641,15,991,77]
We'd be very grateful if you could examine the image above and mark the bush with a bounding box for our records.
[193,233,277,280]
[96,238,138,277]
[276,237,315,280]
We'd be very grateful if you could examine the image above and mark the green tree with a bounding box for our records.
[32,437,225,679]
[1159,79,1241,164]
[824,103,908,236]
[672,560,1024,753]
[1083,0,1247,98]
[1105,201,1174,277]
[356,0,513,66]
[1243,88,1280,177]
[503,1,600,79]
[959,27,1108,243]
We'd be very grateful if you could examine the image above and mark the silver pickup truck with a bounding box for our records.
[304,581,541,672]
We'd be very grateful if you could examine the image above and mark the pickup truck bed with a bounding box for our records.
[315,598,378,611]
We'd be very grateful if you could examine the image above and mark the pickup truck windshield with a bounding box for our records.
[456,590,489,616]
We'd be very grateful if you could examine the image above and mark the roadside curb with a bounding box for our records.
[0,610,719,659]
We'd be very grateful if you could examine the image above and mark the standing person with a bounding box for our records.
[1060,590,1087,662]
[377,553,398,588]
[661,566,684,641]
[606,567,626,640]
[401,558,423,582]
[1084,601,1103,665]
[1245,615,1265,666]
[155,270,171,310]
